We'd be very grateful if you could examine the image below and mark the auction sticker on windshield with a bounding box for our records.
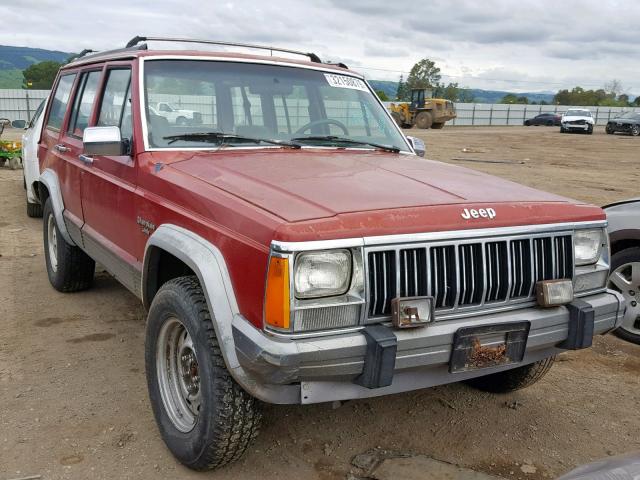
[324,73,368,92]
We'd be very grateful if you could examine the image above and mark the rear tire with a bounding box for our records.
[415,111,433,129]
[27,200,43,218]
[464,357,555,393]
[524,120,531,126]
[145,276,262,470]
[43,198,95,292]
[176,116,188,126]
[390,111,403,129]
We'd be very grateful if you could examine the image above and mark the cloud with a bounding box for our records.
[1,0,638,95]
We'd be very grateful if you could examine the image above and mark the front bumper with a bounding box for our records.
[233,290,624,404]
[563,122,592,131]
[607,122,635,133]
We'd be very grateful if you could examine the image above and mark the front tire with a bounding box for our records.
[631,124,640,137]
[145,276,262,471]
[587,124,593,135]
[608,247,640,344]
[43,198,95,292]
[464,357,555,393]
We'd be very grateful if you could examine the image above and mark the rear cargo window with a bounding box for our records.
[46,74,76,131]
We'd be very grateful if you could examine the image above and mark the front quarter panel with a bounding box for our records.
[604,200,640,247]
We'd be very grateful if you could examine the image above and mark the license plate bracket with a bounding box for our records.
[450,322,530,373]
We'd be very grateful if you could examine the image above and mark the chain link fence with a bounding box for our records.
[2,89,639,127]
[449,103,640,126]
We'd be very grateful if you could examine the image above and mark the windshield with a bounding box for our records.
[143,60,409,151]
[565,110,592,117]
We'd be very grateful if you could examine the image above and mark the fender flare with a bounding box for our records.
[39,168,75,245]
[142,224,290,402]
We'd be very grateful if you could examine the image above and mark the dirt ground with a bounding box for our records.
[0,126,639,480]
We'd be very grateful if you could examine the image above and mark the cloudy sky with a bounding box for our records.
[3,0,639,95]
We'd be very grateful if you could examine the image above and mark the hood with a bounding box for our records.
[171,149,587,223]
[562,115,594,123]
[610,117,640,124]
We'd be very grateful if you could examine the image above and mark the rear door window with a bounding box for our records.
[67,71,102,137]
[46,74,76,131]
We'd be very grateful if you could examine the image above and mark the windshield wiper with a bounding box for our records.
[162,132,301,148]
[290,135,400,153]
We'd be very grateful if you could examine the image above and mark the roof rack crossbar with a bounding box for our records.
[125,36,322,63]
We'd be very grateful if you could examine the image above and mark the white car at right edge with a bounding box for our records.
[560,108,595,134]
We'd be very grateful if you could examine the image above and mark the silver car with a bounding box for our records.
[604,199,640,344]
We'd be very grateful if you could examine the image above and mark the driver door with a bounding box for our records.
[79,64,141,295]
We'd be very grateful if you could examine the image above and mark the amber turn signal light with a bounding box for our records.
[265,256,290,330]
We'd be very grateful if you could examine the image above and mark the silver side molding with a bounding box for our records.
[39,168,75,245]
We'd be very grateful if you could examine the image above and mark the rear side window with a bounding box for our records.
[98,69,132,135]
[67,71,102,137]
[46,74,76,131]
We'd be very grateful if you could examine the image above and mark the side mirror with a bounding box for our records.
[406,135,426,157]
[83,126,124,156]
[11,119,26,129]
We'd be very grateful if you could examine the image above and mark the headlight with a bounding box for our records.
[294,250,352,299]
[574,229,603,265]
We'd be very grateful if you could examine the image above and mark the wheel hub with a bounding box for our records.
[608,262,640,336]
[156,318,202,433]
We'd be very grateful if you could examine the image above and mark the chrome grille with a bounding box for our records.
[367,233,573,319]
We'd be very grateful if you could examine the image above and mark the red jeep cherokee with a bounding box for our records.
[37,37,623,470]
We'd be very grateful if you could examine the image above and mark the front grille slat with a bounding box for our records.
[367,233,574,319]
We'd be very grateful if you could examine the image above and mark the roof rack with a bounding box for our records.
[67,44,148,64]
[67,49,96,62]
[125,36,323,64]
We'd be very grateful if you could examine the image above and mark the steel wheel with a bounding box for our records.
[46,213,58,272]
[608,262,640,337]
[156,317,201,433]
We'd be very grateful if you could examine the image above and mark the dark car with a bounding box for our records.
[524,113,561,126]
[606,111,640,136]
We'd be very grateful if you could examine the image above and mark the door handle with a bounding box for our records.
[78,154,93,165]
[54,143,69,153]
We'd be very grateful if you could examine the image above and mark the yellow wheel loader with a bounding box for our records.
[389,88,456,129]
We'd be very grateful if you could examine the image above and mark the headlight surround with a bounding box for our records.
[294,250,352,299]
[574,229,604,266]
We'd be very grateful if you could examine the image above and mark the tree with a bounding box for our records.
[433,82,475,102]
[22,61,63,89]
[500,93,528,104]
[633,96,640,107]
[375,90,389,101]
[395,74,410,101]
[405,59,441,91]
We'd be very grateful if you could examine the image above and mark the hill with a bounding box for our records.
[368,79,555,104]
[0,45,69,88]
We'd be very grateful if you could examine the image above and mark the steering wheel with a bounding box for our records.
[293,118,349,136]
